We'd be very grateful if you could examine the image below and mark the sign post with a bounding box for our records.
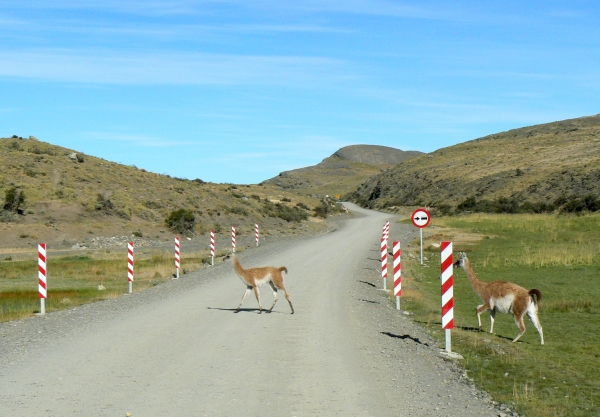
[411,208,431,265]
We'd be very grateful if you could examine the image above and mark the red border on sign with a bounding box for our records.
[411,208,431,228]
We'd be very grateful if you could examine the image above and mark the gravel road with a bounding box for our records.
[0,203,508,416]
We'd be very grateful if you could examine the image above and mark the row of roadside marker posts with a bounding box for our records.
[380,209,457,356]
[34,223,262,314]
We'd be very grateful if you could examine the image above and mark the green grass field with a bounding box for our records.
[0,248,225,322]
[400,213,600,417]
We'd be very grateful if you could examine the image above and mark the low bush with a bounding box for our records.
[314,201,346,218]
[454,194,600,215]
[263,201,308,222]
[95,193,114,212]
[3,187,25,212]
[165,209,196,235]
[227,206,249,216]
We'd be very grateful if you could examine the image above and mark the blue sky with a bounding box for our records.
[1,1,599,183]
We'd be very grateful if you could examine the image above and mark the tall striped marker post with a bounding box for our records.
[441,241,454,353]
[210,231,215,266]
[231,226,236,253]
[393,241,401,310]
[381,238,388,290]
[38,243,47,315]
[383,220,390,241]
[127,241,134,294]
[255,223,259,247]
[174,237,180,279]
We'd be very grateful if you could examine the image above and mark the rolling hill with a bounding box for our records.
[0,137,327,250]
[345,114,600,213]
[263,144,423,197]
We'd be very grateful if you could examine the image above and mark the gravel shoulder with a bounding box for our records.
[0,203,504,416]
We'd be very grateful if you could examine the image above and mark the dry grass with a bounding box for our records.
[398,212,600,417]
[0,248,213,322]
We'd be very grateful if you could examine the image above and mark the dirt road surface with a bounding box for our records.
[0,204,505,416]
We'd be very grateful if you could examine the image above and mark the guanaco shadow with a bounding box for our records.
[207,306,284,314]
[457,324,513,340]
[381,332,430,346]
[414,321,515,342]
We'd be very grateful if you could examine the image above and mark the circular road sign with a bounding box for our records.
[411,208,431,229]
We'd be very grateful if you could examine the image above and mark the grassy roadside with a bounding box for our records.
[0,247,229,322]
[397,213,600,417]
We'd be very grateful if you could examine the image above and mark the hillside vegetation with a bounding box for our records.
[0,137,327,250]
[345,115,600,213]
[264,144,423,197]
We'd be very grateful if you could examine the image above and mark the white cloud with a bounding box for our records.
[84,131,191,147]
[0,49,347,86]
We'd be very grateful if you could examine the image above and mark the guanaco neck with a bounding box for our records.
[232,255,246,276]
[460,258,488,296]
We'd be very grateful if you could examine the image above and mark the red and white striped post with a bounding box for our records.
[393,241,401,310]
[210,230,215,266]
[231,226,236,253]
[255,223,259,246]
[174,237,180,279]
[127,241,134,294]
[383,220,390,241]
[38,243,47,315]
[441,241,454,353]
[381,238,388,290]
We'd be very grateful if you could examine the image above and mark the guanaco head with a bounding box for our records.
[453,252,468,269]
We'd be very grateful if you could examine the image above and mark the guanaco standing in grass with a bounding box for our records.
[228,253,294,314]
[453,252,544,345]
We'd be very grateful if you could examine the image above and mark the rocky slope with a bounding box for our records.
[345,114,600,212]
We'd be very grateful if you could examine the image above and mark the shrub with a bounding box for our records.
[95,193,115,212]
[454,194,600,215]
[3,187,25,212]
[8,141,22,151]
[165,209,196,235]
[314,201,346,218]
[296,202,311,210]
[560,194,600,214]
[144,200,163,209]
[227,206,249,216]
[263,201,308,222]
[314,203,329,218]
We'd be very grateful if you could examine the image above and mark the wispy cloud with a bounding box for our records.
[0,49,348,86]
[85,131,190,147]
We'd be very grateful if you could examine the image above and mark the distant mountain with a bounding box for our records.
[263,145,423,197]
[345,114,600,212]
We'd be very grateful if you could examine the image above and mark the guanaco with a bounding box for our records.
[454,252,544,345]
[229,254,294,314]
